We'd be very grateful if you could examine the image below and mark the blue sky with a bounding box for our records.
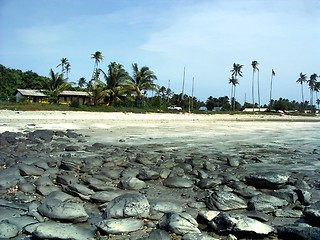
[1,0,319,104]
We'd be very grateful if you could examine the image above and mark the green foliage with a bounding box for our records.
[69,98,80,108]
[0,64,47,100]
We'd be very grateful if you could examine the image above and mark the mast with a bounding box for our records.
[181,67,186,100]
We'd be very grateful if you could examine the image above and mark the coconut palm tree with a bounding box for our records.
[91,51,104,81]
[228,76,235,111]
[56,58,69,74]
[315,81,320,110]
[78,77,87,88]
[316,98,320,110]
[251,61,259,112]
[99,62,130,106]
[230,63,243,111]
[229,76,239,111]
[296,72,307,102]
[40,69,71,103]
[269,69,275,110]
[129,63,158,105]
[307,73,318,109]
[65,62,71,81]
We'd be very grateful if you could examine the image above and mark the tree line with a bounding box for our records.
[228,61,319,112]
[1,51,319,112]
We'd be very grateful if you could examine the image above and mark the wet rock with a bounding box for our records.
[197,210,220,223]
[104,193,150,219]
[60,157,82,171]
[56,172,79,185]
[38,199,89,222]
[304,200,320,226]
[28,130,55,142]
[272,188,298,204]
[138,168,160,180]
[158,212,200,235]
[150,200,183,214]
[205,191,247,211]
[163,176,193,188]
[30,221,95,240]
[196,178,222,189]
[120,177,146,190]
[245,172,290,189]
[84,177,115,191]
[90,190,124,203]
[145,229,171,240]
[274,209,303,218]
[64,145,80,151]
[46,190,75,202]
[36,184,60,196]
[248,194,288,213]
[121,167,140,178]
[96,218,144,235]
[295,189,312,205]
[64,183,95,200]
[18,181,36,193]
[227,157,240,167]
[19,163,45,176]
[0,220,19,238]
[210,212,274,237]
[277,225,320,240]
[183,232,220,240]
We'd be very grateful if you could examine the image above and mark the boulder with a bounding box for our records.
[104,193,150,219]
[31,221,95,240]
[277,225,320,240]
[245,173,290,189]
[145,229,171,240]
[205,191,247,211]
[304,200,320,226]
[158,212,201,235]
[96,218,144,235]
[119,177,146,190]
[163,176,193,188]
[0,220,19,238]
[38,199,88,222]
[248,194,288,213]
[210,212,274,237]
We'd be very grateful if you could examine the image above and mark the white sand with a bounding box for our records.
[0,110,319,149]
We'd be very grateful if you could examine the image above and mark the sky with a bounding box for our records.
[1,0,319,104]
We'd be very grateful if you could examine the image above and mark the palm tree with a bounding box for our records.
[91,51,104,81]
[315,81,320,110]
[316,98,320,110]
[99,62,130,106]
[229,76,239,111]
[129,63,158,105]
[307,73,318,109]
[40,69,71,103]
[56,58,69,74]
[251,61,259,112]
[269,69,275,110]
[229,77,235,111]
[230,63,243,111]
[296,72,307,102]
[78,77,87,88]
[65,62,71,81]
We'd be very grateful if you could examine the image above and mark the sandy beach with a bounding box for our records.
[0,110,320,239]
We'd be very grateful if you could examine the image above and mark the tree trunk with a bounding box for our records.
[252,70,255,112]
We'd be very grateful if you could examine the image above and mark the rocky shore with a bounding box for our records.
[0,111,319,239]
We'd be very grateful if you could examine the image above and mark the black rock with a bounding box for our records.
[205,191,247,211]
[304,200,320,226]
[277,225,320,240]
[245,172,290,189]
[104,193,150,219]
[38,199,89,223]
